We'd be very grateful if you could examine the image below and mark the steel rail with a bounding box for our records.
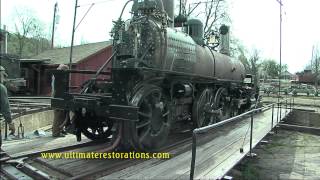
[33,158,73,178]
[10,140,103,159]
[69,129,193,180]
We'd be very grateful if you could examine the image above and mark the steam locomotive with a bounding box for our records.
[51,0,257,151]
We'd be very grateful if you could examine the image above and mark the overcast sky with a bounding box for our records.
[2,0,320,73]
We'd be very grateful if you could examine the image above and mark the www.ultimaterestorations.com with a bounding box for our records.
[41,152,171,160]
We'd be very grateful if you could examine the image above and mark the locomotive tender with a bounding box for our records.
[51,0,257,151]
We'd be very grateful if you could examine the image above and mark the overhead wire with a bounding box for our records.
[78,0,116,7]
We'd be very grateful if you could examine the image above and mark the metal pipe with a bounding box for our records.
[190,133,197,180]
[249,112,253,155]
[280,102,282,121]
[194,104,273,134]
[289,98,291,112]
[276,102,279,128]
[95,51,116,78]
[80,51,116,94]
[285,99,287,114]
[119,0,133,21]
[5,122,8,139]
[293,98,295,109]
[291,97,293,112]
[271,104,274,130]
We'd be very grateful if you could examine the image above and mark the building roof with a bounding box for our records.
[282,70,293,76]
[31,41,112,64]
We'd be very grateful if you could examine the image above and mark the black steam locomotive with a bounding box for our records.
[52,0,257,151]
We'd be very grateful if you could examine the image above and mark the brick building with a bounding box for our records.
[21,41,112,95]
[295,69,320,84]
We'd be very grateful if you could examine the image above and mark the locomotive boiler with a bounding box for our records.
[51,0,257,152]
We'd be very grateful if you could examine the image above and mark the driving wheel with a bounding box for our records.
[126,84,171,151]
[213,87,232,123]
[192,88,215,128]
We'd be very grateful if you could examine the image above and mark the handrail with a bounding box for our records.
[190,97,294,179]
[194,101,276,134]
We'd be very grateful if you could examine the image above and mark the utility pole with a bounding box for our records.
[51,2,58,48]
[275,0,283,123]
[51,2,58,49]
[276,0,283,99]
[69,0,78,70]
[316,50,319,90]
[0,0,2,53]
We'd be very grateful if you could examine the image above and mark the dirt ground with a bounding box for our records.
[231,130,320,180]
[230,100,320,180]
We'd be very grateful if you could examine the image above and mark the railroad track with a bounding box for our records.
[3,97,52,120]
[0,128,193,179]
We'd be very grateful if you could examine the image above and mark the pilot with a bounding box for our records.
[0,66,15,148]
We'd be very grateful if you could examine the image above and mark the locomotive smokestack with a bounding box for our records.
[219,25,230,56]
[161,0,174,27]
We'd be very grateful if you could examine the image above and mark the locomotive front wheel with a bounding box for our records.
[192,88,215,128]
[127,85,171,151]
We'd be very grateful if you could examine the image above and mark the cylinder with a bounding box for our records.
[173,84,193,97]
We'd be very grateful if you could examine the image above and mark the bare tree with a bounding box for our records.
[235,46,262,86]
[307,46,320,90]
[13,8,46,57]
[187,0,229,40]
[313,50,319,89]
[237,44,250,71]
[248,49,262,87]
